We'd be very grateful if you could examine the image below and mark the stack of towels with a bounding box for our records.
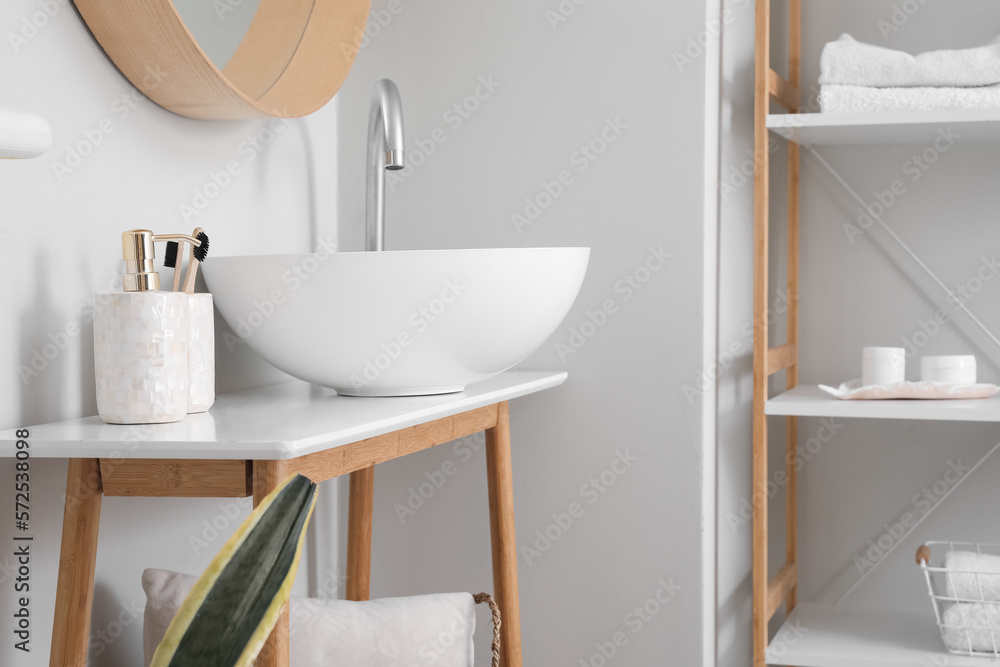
[940,551,1000,654]
[819,34,1000,113]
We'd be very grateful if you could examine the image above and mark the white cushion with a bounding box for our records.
[142,568,476,666]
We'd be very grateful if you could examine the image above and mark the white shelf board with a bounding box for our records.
[0,371,567,460]
[768,110,1000,145]
[766,385,1000,422]
[767,603,986,667]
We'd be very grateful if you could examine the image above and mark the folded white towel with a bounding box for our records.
[820,33,1000,88]
[142,568,476,667]
[941,602,1000,654]
[819,84,1000,113]
[946,551,1000,602]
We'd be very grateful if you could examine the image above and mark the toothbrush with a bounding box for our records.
[181,228,210,294]
[163,241,182,291]
[152,231,208,291]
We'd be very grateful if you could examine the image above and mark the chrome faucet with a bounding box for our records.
[366,79,405,251]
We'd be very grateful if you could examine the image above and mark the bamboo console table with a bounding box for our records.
[0,371,566,667]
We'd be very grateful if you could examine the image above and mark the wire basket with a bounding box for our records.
[474,592,502,667]
[917,541,1000,657]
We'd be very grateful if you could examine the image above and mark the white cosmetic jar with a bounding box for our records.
[862,347,905,386]
[920,355,976,385]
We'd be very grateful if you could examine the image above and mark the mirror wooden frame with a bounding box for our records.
[73,0,372,120]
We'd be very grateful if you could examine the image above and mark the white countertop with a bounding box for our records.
[0,371,567,460]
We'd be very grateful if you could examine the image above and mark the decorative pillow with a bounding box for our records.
[142,568,475,667]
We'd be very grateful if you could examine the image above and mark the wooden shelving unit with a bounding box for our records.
[752,3,1000,666]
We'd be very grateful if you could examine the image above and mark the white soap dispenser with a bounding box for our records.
[94,230,191,425]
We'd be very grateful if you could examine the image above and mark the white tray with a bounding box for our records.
[818,380,999,401]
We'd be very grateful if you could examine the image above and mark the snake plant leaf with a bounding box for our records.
[150,473,318,667]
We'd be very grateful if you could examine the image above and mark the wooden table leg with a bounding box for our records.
[346,465,374,601]
[49,458,103,667]
[485,402,523,667]
[253,460,291,667]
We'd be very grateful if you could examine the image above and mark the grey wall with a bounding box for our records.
[0,1,340,664]
[333,0,720,665]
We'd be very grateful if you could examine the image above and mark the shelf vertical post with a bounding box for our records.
[754,0,803,663]
[753,0,772,664]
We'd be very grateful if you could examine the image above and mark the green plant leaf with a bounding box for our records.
[150,473,318,667]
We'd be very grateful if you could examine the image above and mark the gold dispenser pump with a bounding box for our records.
[121,229,204,292]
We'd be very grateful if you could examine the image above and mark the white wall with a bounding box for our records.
[719,1,1000,663]
[0,2,339,664]
[333,1,720,665]
[715,0,758,664]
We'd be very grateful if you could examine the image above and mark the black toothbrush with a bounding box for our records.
[163,241,181,291]
[181,229,210,294]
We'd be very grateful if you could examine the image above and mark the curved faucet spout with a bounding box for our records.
[366,79,405,251]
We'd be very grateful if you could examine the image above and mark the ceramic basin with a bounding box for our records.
[202,248,590,396]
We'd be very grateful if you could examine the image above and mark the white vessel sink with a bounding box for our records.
[202,248,589,396]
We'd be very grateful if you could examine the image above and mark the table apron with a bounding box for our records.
[99,404,500,497]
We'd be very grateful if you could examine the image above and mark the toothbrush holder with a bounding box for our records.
[94,291,189,424]
[187,293,215,413]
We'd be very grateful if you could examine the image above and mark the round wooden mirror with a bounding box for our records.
[73,0,372,119]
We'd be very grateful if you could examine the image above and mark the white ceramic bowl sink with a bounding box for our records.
[202,248,590,396]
